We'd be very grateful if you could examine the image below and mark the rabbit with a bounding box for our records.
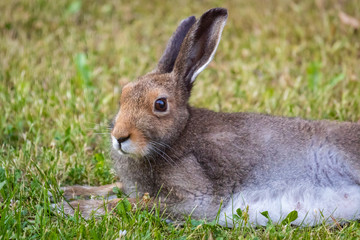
[58,8,360,226]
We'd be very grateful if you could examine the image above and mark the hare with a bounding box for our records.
[57,8,360,226]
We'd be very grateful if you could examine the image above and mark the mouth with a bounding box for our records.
[117,147,147,160]
[118,148,129,155]
[111,135,149,158]
[111,135,125,154]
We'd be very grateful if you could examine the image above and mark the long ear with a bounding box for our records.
[173,8,227,91]
[156,16,196,73]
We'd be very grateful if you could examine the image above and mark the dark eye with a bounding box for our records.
[154,98,167,112]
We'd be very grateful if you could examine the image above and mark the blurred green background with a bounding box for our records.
[0,0,360,238]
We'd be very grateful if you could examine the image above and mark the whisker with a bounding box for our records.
[144,155,154,176]
[148,143,175,167]
[149,141,179,167]
[147,141,200,181]
[150,140,183,163]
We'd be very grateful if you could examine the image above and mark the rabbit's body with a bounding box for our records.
[112,107,360,225]
[106,8,360,226]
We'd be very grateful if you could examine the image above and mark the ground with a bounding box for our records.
[1,0,360,239]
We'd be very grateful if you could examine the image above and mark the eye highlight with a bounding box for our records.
[154,98,167,112]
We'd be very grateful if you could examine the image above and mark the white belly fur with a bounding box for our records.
[219,184,360,227]
[219,145,360,227]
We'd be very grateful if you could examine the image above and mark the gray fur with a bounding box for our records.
[111,8,360,225]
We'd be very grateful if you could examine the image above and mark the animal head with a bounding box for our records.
[111,8,228,158]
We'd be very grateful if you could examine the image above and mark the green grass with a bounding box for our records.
[1,0,360,239]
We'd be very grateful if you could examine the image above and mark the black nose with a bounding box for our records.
[117,135,130,145]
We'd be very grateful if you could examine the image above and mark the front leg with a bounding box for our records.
[56,198,135,219]
[60,182,123,200]
[54,193,165,219]
[50,182,123,219]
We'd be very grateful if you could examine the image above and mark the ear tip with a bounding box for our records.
[181,15,196,25]
[205,7,228,18]
[189,16,196,22]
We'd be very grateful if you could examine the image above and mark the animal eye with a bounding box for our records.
[154,98,167,112]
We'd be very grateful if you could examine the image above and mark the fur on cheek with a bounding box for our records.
[131,128,150,156]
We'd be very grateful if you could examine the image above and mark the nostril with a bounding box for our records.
[117,135,130,145]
